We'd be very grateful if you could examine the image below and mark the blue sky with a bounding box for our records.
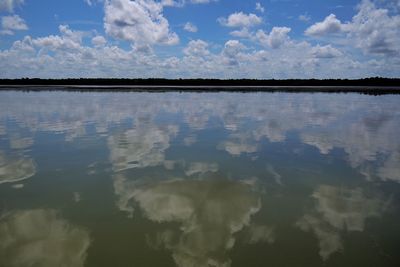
[0,0,399,78]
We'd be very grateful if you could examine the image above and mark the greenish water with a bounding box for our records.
[0,91,399,267]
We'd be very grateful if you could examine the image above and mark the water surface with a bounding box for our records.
[0,91,399,266]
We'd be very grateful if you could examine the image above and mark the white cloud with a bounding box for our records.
[104,0,179,48]
[305,1,400,56]
[311,44,342,58]
[183,39,209,56]
[183,22,197,32]
[348,0,400,55]
[0,0,24,12]
[223,39,245,53]
[32,25,83,51]
[221,39,247,66]
[218,12,262,28]
[230,27,252,38]
[256,27,291,49]
[91,35,107,46]
[255,2,265,13]
[305,14,344,36]
[1,14,28,35]
[0,19,399,79]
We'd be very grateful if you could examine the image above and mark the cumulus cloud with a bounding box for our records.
[348,0,400,55]
[305,14,344,36]
[218,12,262,28]
[104,0,179,48]
[311,44,342,58]
[91,35,107,46]
[0,17,398,79]
[223,39,246,55]
[221,39,247,66]
[255,27,291,49]
[31,25,84,51]
[183,22,197,32]
[0,0,24,12]
[1,14,28,35]
[230,27,252,38]
[183,39,209,57]
[305,1,400,56]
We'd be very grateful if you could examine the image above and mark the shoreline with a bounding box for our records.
[1,84,400,94]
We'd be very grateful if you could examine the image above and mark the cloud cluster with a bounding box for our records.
[311,44,342,58]
[104,0,179,48]
[305,0,400,56]
[305,14,343,36]
[0,14,27,35]
[218,12,262,28]
[256,27,291,49]
[1,0,400,78]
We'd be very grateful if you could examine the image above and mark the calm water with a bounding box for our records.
[0,90,400,267]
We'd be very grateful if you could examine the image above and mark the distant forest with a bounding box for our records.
[0,77,399,94]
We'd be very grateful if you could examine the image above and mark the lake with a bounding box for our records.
[0,90,399,267]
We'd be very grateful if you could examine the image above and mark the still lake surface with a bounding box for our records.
[0,90,399,267]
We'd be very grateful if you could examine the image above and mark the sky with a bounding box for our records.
[0,0,399,79]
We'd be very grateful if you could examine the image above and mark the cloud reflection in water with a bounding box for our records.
[0,209,90,267]
[296,185,387,260]
[0,151,36,185]
[114,175,273,267]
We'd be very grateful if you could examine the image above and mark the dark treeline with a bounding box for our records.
[1,77,400,86]
[0,77,400,94]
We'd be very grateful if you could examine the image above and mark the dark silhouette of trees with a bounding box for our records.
[0,77,399,94]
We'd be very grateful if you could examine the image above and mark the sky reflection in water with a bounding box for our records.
[0,91,399,266]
